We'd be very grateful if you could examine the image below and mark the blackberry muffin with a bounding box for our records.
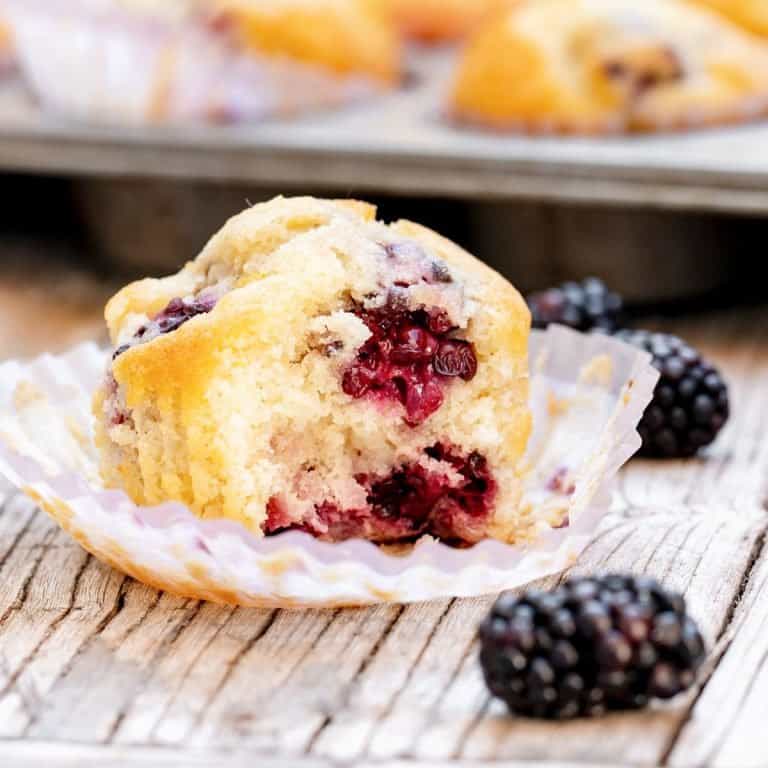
[451,0,768,134]
[94,197,533,546]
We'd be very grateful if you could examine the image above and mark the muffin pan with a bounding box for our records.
[1,49,768,214]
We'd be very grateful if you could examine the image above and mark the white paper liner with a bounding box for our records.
[0,327,657,607]
[3,0,382,124]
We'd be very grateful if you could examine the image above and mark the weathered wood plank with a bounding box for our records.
[0,738,628,768]
[176,608,337,748]
[143,607,276,746]
[110,602,237,745]
[0,558,124,737]
[0,497,58,627]
[0,740,328,768]
[0,309,765,767]
[439,512,763,764]
[667,534,768,768]
[27,585,197,741]
[0,536,85,729]
[310,600,453,761]
[189,604,403,753]
[365,596,498,761]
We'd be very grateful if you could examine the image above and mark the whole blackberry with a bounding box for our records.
[479,574,706,720]
[527,278,623,333]
[615,330,729,458]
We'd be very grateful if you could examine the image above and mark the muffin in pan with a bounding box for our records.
[380,0,510,43]
[690,0,768,37]
[5,0,400,123]
[451,0,768,134]
[205,0,400,86]
[94,196,535,546]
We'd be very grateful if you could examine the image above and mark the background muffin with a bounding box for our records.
[206,0,401,85]
[451,0,768,134]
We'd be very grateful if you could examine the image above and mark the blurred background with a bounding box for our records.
[2,0,768,357]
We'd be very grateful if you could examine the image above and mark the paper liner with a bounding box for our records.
[0,327,657,607]
[3,0,381,124]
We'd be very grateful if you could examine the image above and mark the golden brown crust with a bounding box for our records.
[206,0,401,84]
[104,198,377,341]
[451,0,768,134]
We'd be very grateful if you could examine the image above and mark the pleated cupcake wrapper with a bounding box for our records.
[3,0,380,124]
[0,327,658,607]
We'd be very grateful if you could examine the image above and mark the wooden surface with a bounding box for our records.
[0,261,767,767]
[6,49,768,214]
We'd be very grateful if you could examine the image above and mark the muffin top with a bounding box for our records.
[106,197,528,385]
[66,0,400,84]
[205,0,401,83]
[452,0,768,133]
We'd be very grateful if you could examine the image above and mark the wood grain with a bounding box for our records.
[0,307,765,767]
[667,538,768,768]
[0,740,630,768]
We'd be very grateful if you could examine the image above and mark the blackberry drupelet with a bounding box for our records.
[527,278,623,333]
[615,330,729,458]
[479,574,706,719]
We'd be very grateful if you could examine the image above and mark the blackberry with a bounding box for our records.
[112,295,217,360]
[527,278,623,333]
[615,330,729,458]
[479,574,706,720]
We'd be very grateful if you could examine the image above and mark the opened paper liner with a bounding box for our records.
[0,327,657,607]
[4,0,381,124]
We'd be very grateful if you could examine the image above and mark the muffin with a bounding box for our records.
[94,196,534,546]
[690,1,768,37]
[380,0,510,43]
[451,0,768,134]
[205,0,400,86]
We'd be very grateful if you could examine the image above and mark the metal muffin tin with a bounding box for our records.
[2,50,768,214]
